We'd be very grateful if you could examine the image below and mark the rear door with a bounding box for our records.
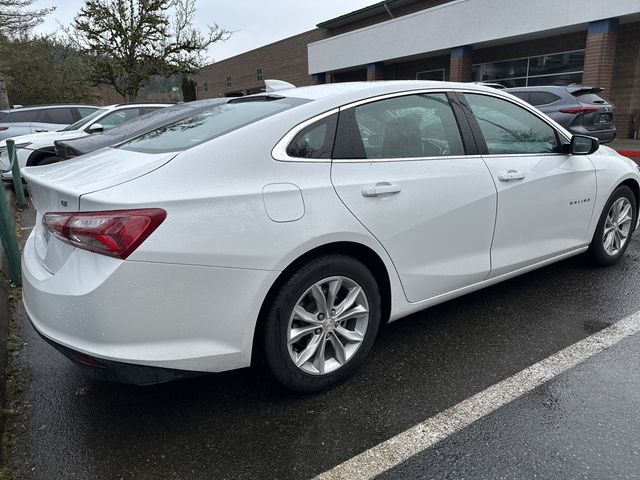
[459,92,596,278]
[330,91,497,303]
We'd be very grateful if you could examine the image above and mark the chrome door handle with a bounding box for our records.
[498,170,525,182]
[361,182,402,197]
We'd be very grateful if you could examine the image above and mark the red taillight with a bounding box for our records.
[0,127,7,131]
[62,155,76,161]
[42,209,166,259]
[559,107,599,115]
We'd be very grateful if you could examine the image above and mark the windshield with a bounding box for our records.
[119,97,308,154]
[61,108,108,131]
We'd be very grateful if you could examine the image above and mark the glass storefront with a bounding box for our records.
[473,50,585,87]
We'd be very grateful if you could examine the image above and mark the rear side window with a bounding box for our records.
[121,97,307,153]
[39,108,75,124]
[464,93,560,155]
[527,92,561,106]
[286,114,337,159]
[4,109,39,122]
[334,93,465,159]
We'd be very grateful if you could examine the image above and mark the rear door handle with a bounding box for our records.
[498,170,525,182]
[361,182,402,197]
[34,129,48,133]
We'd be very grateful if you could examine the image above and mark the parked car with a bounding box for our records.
[505,85,616,143]
[21,81,639,393]
[54,99,229,161]
[0,104,99,142]
[0,103,172,179]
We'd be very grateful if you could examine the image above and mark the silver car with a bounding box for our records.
[0,104,99,142]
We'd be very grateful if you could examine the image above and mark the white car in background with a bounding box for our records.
[0,102,172,179]
[21,81,640,393]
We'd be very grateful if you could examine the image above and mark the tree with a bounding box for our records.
[0,35,97,105]
[0,0,54,37]
[73,0,230,101]
[0,0,55,107]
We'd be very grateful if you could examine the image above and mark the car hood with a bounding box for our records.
[0,129,84,149]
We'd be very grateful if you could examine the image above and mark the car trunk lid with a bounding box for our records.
[22,148,176,274]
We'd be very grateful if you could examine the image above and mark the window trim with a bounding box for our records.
[272,108,339,162]
[334,89,480,162]
[272,87,570,163]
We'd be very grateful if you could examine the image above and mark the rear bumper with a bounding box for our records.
[569,126,616,143]
[33,324,204,385]
[22,232,279,376]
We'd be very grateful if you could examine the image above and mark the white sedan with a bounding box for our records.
[21,81,639,393]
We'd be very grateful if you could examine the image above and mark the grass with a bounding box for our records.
[0,199,29,480]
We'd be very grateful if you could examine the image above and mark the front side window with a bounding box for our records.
[335,93,465,160]
[99,108,143,130]
[62,108,107,131]
[464,93,560,155]
[120,97,308,154]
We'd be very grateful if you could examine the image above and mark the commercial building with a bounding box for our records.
[195,0,640,139]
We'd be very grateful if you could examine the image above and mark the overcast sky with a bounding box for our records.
[34,0,376,62]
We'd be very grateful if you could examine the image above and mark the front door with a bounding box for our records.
[461,92,596,278]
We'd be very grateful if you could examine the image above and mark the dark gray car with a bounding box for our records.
[505,85,615,143]
[54,98,229,160]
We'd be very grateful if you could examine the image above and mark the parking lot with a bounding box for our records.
[5,202,640,479]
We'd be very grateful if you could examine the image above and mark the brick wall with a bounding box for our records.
[194,29,328,98]
[583,32,618,99]
[610,22,640,139]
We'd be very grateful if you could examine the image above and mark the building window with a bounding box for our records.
[226,76,232,87]
[472,50,585,87]
[257,68,263,81]
[416,69,445,81]
[203,82,209,92]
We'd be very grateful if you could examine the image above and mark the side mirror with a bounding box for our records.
[571,135,599,155]
[86,123,104,134]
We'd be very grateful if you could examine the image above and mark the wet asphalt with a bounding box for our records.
[5,215,640,479]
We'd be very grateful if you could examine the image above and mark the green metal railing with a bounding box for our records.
[0,139,25,285]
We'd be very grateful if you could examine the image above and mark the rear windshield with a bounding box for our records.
[119,96,308,154]
[572,92,607,104]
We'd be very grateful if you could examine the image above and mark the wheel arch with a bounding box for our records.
[619,178,640,214]
[26,147,57,167]
[251,241,393,364]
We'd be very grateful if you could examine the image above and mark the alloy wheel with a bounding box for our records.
[287,276,370,375]
[603,197,633,256]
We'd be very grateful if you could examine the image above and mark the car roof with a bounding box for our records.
[0,104,98,111]
[249,80,500,106]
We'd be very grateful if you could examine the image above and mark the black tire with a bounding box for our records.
[588,185,637,266]
[33,156,58,166]
[263,255,381,393]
